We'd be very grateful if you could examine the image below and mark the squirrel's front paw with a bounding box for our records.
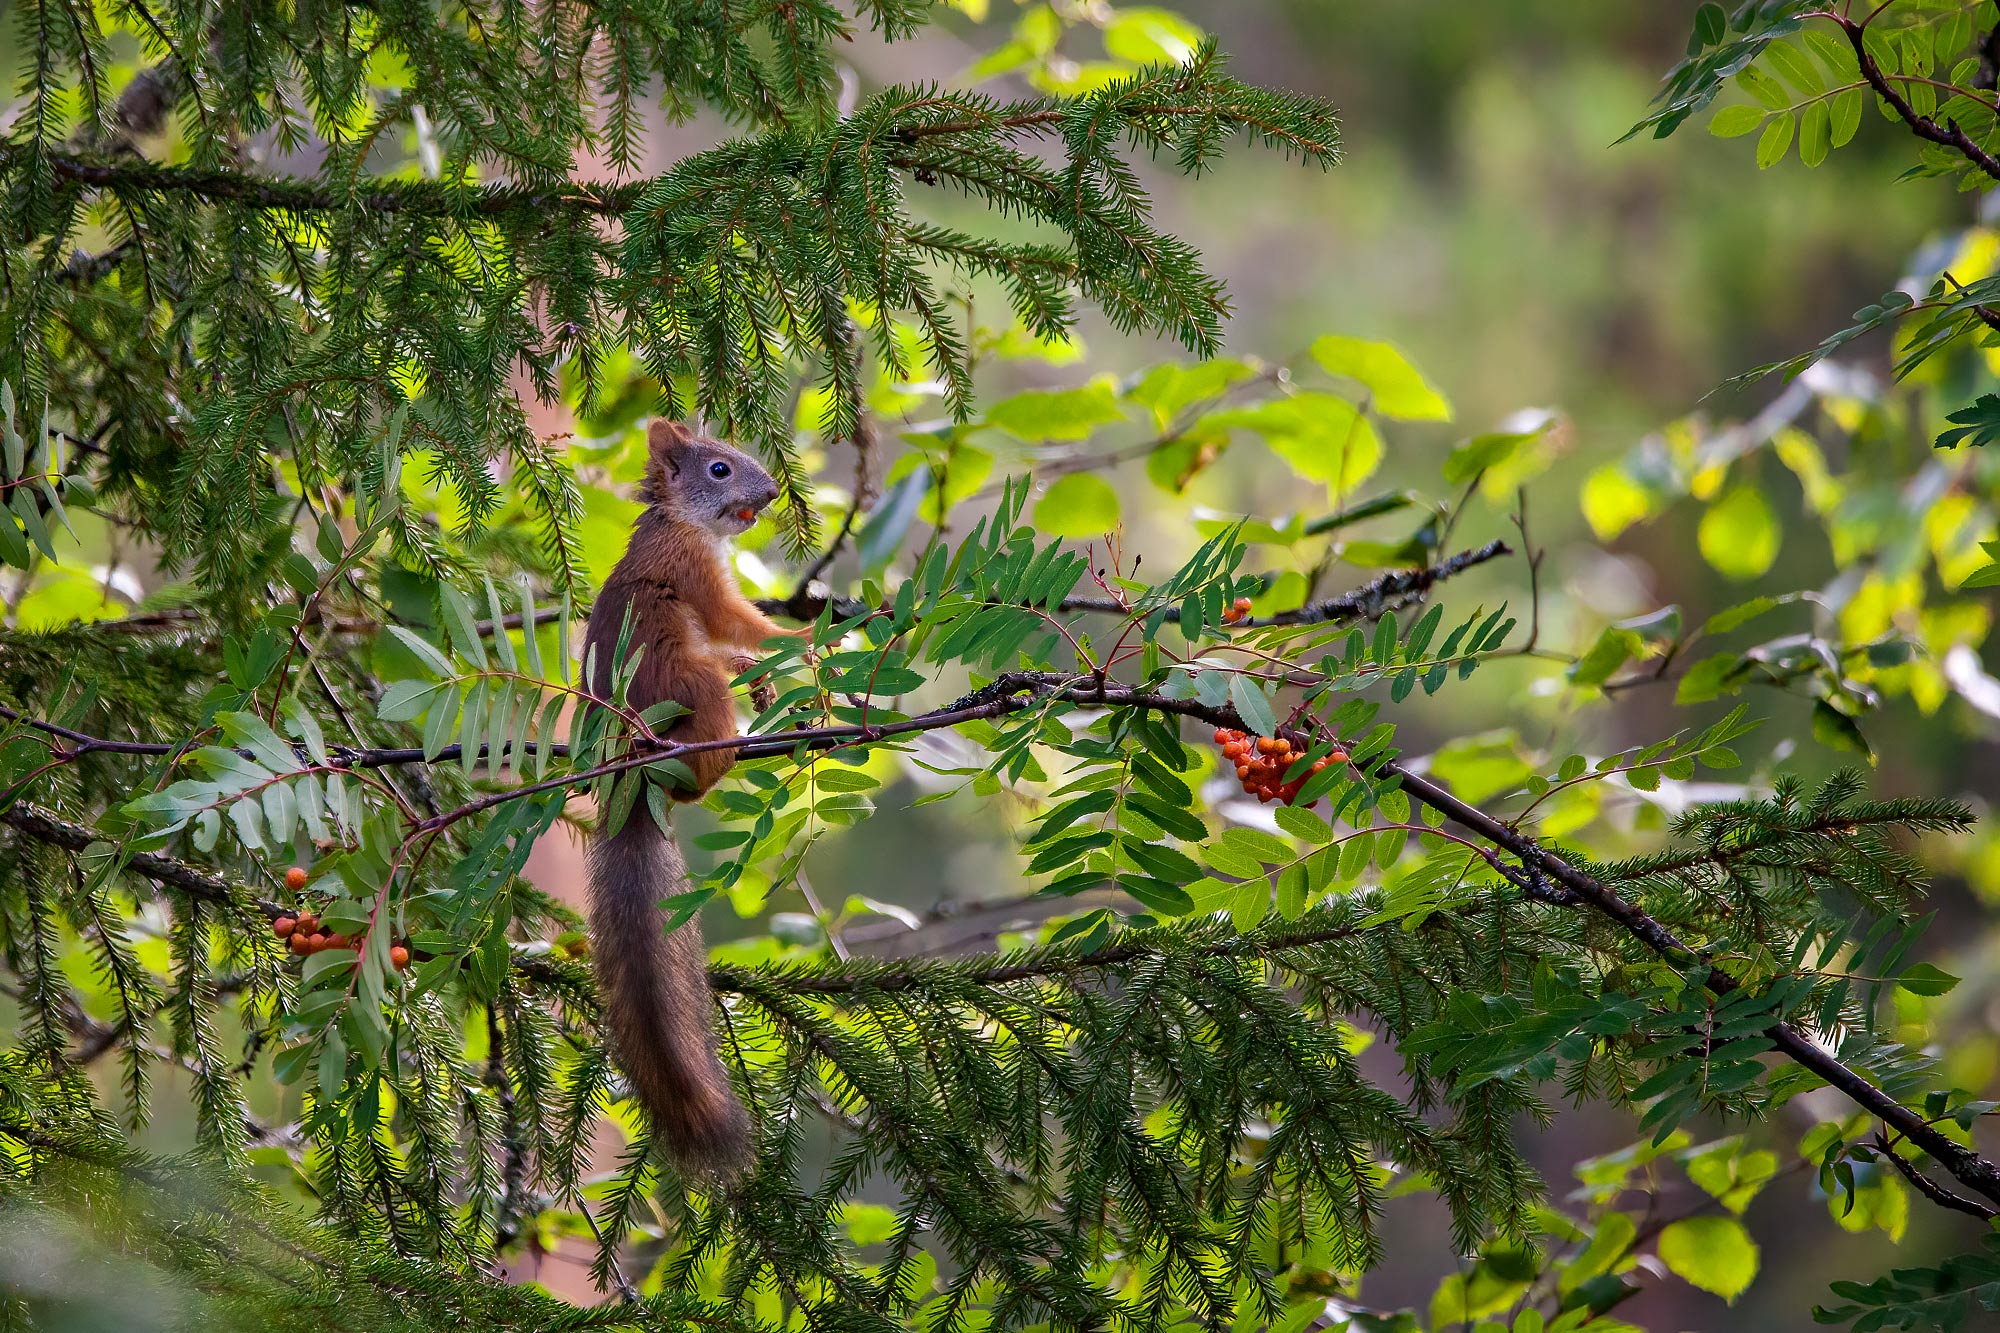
[731,654,777,712]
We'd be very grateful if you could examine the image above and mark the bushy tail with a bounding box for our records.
[585,818,750,1176]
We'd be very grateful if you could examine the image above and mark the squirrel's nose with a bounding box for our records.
[758,481,779,507]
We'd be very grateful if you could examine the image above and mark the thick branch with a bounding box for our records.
[1834,15,2000,182]
[1380,761,2000,1208]
[1,801,281,915]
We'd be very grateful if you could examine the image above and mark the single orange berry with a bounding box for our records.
[1310,759,1328,774]
[325,933,349,951]
[390,945,411,970]
[289,933,312,956]
[1234,597,1252,611]
[284,866,308,891]
[308,933,329,953]
[1256,737,1277,754]
[272,916,296,939]
[296,913,319,934]
[1328,748,1350,764]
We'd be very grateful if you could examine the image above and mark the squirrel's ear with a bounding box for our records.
[647,419,695,456]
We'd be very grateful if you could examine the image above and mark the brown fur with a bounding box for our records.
[581,420,793,1177]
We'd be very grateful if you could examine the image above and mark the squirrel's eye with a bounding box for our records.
[709,461,731,479]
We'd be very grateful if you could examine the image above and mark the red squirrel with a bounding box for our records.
[581,419,800,1176]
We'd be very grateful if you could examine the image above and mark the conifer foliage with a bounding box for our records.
[3,4,2000,1332]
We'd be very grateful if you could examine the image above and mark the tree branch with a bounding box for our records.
[1872,1131,2000,1222]
[1832,14,2000,182]
[10,146,644,218]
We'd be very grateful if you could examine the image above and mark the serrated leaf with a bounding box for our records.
[1228,674,1277,737]
[384,625,456,678]
[437,583,487,668]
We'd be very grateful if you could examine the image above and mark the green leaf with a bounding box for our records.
[986,381,1124,441]
[1703,596,1781,635]
[1309,336,1452,421]
[1693,2,1725,48]
[384,625,456,679]
[857,466,930,573]
[1708,105,1767,138]
[1033,474,1120,539]
[437,582,488,667]
[1570,627,1643,688]
[1697,486,1780,580]
[1675,653,1742,706]
[1443,430,1538,484]
[1798,98,1831,167]
[1214,393,1385,490]
[1811,700,1873,760]
[1580,465,1656,541]
[378,679,445,723]
[1737,66,1792,110]
[1897,962,1960,997]
[1686,1142,1779,1215]
[1755,112,1795,169]
[1830,87,1863,147]
[1763,40,1824,94]
[1103,8,1203,65]
[1229,674,1278,737]
[1657,1216,1759,1303]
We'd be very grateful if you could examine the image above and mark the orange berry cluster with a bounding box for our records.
[274,870,411,970]
[1221,596,1254,625]
[1213,727,1348,805]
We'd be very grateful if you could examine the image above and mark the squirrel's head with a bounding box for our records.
[640,420,781,537]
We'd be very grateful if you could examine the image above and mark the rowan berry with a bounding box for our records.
[284,866,308,891]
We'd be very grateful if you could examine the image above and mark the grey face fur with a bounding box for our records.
[646,424,781,536]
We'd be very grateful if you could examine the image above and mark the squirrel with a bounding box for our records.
[581,418,800,1177]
